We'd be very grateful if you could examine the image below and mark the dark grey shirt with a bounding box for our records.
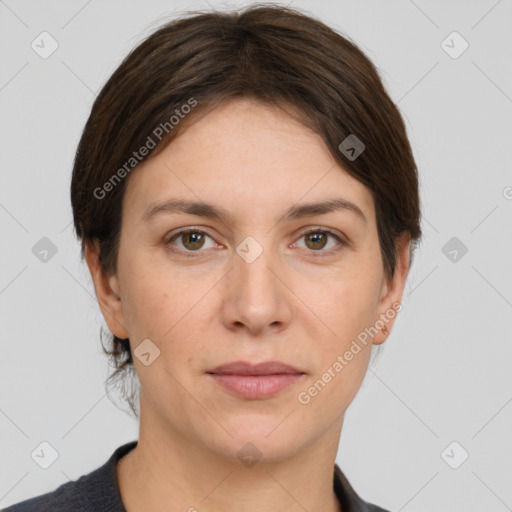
[2,441,389,512]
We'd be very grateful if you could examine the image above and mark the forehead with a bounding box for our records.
[123,98,375,226]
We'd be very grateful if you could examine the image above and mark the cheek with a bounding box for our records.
[319,265,383,342]
[118,254,215,359]
[297,279,376,416]
[298,258,382,396]
[116,251,178,340]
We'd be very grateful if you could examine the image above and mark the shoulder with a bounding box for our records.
[2,477,89,512]
[333,463,391,512]
[2,441,137,512]
[363,504,390,512]
[1,480,90,512]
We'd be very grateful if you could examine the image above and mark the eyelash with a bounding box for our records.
[164,227,346,258]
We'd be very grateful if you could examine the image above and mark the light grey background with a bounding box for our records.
[1,0,511,510]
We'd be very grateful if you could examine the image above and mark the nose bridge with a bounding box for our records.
[223,233,291,332]
[234,233,279,304]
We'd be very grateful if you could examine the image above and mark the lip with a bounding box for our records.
[207,360,304,376]
[206,361,305,400]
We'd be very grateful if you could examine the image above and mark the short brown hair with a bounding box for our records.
[71,4,421,417]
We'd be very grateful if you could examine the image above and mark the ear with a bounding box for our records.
[84,239,129,339]
[373,233,411,345]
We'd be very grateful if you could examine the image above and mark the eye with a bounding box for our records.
[165,227,346,257]
[292,228,345,255]
[165,228,219,255]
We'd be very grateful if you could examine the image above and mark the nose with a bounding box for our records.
[219,238,293,336]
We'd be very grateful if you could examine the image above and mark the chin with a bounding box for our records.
[210,416,308,462]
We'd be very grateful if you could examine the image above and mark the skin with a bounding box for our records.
[85,98,411,512]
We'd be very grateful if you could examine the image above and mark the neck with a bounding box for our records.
[117,394,344,512]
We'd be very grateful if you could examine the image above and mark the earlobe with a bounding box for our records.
[84,240,129,339]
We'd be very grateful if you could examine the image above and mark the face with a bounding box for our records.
[86,98,410,463]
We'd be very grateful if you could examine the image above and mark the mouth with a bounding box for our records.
[206,360,306,400]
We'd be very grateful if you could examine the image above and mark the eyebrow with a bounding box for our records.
[142,197,367,225]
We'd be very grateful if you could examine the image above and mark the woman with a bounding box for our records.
[5,4,421,511]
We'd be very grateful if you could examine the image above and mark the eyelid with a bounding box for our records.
[295,225,346,241]
[292,226,347,254]
[164,226,220,248]
[164,225,347,256]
